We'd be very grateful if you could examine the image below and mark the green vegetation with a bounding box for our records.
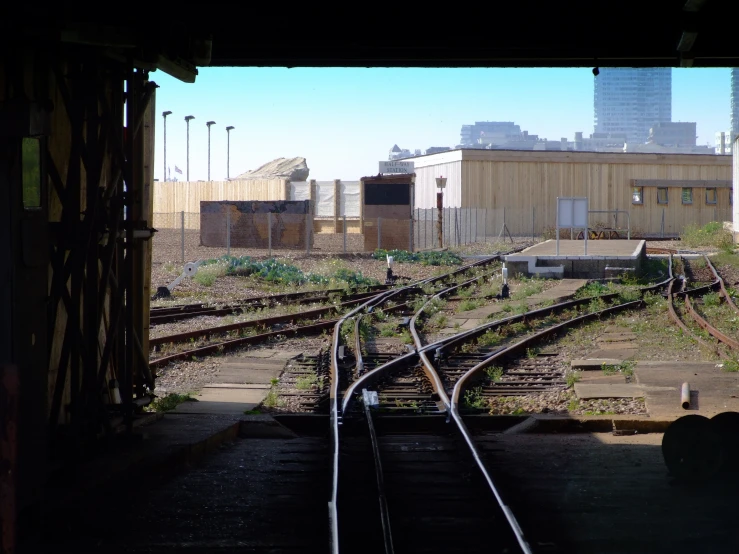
[295,373,320,390]
[485,366,504,382]
[617,288,641,303]
[399,329,414,344]
[372,249,463,266]
[458,299,481,312]
[601,360,636,377]
[511,278,545,300]
[722,358,739,372]
[200,255,378,287]
[565,370,582,388]
[457,286,475,298]
[711,251,739,270]
[263,377,282,408]
[477,330,502,347]
[463,386,486,409]
[525,347,540,358]
[379,322,398,337]
[703,292,721,307]
[567,399,580,412]
[681,221,734,252]
[147,392,194,412]
[576,281,610,298]
[193,271,217,286]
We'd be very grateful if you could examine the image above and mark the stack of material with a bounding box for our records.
[235,157,310,182]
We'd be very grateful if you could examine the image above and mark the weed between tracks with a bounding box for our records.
[487,390,647,416]
[681,221,734,252]
[146,392,195,412]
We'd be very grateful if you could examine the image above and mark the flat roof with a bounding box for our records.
[404,148,732,169]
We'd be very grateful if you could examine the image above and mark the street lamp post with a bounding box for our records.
[226,126,235,180]
[206,121,216,181]
[184,115,195,181]
[162,111,172,181]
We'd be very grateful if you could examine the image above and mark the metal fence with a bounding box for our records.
[151,206,683,264]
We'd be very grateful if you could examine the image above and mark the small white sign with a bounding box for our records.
[379,160,414,175]
[557,197,589,228]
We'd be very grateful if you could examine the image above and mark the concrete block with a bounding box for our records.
[571,358,624,370]
[574,383,645,399]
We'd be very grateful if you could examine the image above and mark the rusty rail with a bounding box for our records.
[667,256,730,359]
[149,319,340,370]
[150,287,387,325]
[150,293,389,347]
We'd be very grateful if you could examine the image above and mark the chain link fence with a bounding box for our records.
[152,205,672,265]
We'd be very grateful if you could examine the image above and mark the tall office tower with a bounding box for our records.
[731,68,739,141]
[594,68,672,143]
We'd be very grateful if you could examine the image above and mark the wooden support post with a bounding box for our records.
[359,179,365,235]
[437,192,443,248]
[334,179,340,233]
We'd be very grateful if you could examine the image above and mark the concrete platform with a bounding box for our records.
[505,239,646,279]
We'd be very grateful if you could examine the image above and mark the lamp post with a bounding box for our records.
[226,126,235,180]
[184,115,195,181]
[162,111,172,181]
[436,176,446,248]
[206,121,216,181]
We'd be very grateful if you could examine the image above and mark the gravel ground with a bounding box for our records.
[151,254,457,307]
[487,389,647,416]
[154,335,330,396]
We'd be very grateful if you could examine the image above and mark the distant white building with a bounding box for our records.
[715,131,734,155]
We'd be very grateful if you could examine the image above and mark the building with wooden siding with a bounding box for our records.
[409,149,732,237]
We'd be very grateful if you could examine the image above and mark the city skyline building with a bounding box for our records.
[594,68,672,143]
[731,68,739,141]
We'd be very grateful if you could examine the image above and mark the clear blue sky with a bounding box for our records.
[151,67,731,182]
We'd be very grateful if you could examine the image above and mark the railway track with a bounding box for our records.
[328,250,680,553]
[149,286,390,325]
[667,253,739,359]
[149,254,513,370]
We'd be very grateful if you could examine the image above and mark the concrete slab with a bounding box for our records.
[600,333,638,342]
[587,348,637,359]
[635,361,739,418]
[214,367,281,384]
[574,383,645,399]
[579,373,631,385]
[594,342,638,352]
[571,358,624,370]
[173,388,267,415]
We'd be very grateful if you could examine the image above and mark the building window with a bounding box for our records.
[706,188,718,205]
[681,188,693,205]
[632,187,643,205]
[657,188,668,204]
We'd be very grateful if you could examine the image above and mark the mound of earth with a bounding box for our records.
[235,157,309,181]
